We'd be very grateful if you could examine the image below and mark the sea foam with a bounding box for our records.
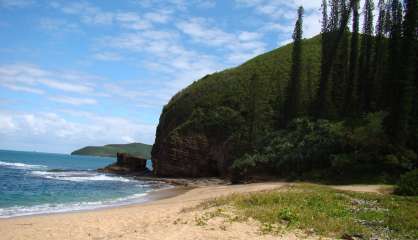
[0,192,148,218]
[31,170,134,182]
[0,161,47,170]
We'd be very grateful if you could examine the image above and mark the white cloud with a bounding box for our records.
[278,38,293,47]
[0,114,18,133]
[0,82,44,94]
[133,0,213,10]
[52,2,173,31]
[93,52,122,61]
[49,96,97,106]
[39,18,79,32]
[235,0,322,40]
[176,18,266,64]
[0,110,156,153]
[0,64,96,94]
[0,0,34,8]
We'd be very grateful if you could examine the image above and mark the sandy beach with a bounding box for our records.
[0,182,386,240]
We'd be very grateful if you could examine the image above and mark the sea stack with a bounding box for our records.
[99,152,148,174]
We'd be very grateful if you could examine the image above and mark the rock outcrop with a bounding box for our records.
[152,35,322,178]
[99,152,149,174]
[152,131,231,178]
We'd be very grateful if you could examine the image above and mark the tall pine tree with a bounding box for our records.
[315,0,331,117]
[357,0,375,112]
[283,6,304,126]
[344,0,360,115]
[331,0,350,116]
[373,0,389,110]
[315,0,354,118]
[384,0,403,138]
[397,0,417,143]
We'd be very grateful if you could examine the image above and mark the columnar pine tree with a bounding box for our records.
[315,0,330,117]
[344,0,360,115]
[357,0,375,112]
[384,0,403,137]
[331,0,350,116]
[316,0,354,118]
[373,0,389,109]
[396,0,417,143]
[283,6,304,126]
[305,59,314,107]
[247,73,259,151]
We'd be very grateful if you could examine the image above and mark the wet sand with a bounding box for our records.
[0,182,385,240]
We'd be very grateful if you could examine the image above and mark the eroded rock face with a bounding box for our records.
[152,123,231,178]
[99,153,148,174]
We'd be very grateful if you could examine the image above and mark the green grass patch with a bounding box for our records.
[202,184,418,239]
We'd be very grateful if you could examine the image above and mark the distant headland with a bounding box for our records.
[71,143,152,159]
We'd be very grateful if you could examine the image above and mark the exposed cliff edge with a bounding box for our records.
[72,143,152,159]
[152,36,322,178]
[98,153,150,175]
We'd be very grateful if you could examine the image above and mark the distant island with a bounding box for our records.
[71,143,152,159]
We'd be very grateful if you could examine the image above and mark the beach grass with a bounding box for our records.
[200,184,418,239]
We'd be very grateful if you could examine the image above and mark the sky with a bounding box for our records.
[0,0,376,153]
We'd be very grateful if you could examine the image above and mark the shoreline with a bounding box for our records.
[0,182,389,240]
[0,182,189,220]
[0,182,289,240]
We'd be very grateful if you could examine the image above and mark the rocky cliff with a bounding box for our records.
[99,152,149,174]
[152,36,322,178]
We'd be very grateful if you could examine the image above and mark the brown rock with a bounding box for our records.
[152,122,233,178]
[98,153,148,174]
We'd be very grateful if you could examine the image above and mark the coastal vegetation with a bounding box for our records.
[152,0,417,193]
[72,143,152,159]
[199,184,418,239]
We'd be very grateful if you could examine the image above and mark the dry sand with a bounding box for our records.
[0,182,384,240]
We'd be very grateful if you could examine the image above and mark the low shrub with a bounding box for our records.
[395,169,418,196]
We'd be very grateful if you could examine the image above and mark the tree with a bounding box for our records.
[396,0,417,143]
[374,0,389,109]
[315,0,331,118]
[357,0,375,112]
[315,0,354,118]
[384,0,403,137]
[283,6,304,126]
[331,0,350,116]
[305,59,314,107]
[344,0,360,115]
[247,73,259,151]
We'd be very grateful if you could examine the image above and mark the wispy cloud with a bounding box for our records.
[49,96,97,106]
[51,1,173,31]
[0,110,156,153]
[235,0,322,40]
[0,64,97,94]
[0,82,44,94]
[93,52,123,61]
[176,17,266,64]
[0,0,34,8]
[39,18,80,33]
[101,29,223,89]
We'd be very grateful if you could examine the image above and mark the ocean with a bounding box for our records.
[0,149,167,218]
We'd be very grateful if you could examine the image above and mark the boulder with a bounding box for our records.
[98,152,148,174]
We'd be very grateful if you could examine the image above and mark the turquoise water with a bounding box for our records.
[0,150,166,218]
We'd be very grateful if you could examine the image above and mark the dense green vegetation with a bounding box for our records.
[71,143,152,159]
[233,113,416,183]
[156,0,417,188]
[201,184,418,239]
[395,169,418,195]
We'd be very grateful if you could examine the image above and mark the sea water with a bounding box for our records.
[0,149,167,218]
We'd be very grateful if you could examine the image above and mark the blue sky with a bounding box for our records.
[0,0,328,153]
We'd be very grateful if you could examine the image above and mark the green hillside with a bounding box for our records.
[152,31,417,182]
[72,143,152,159]
[152,35,323,176]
